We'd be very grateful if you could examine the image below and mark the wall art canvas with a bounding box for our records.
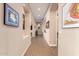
[63,3,79,28]
[23,14,25,30]
[4,3,19,27]
[46,21,49,29]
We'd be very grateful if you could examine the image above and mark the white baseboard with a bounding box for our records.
[21,41,31,56]
[45,39,57,47]
[49,43,57,47]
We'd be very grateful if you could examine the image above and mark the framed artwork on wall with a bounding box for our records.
[46,21,49,29]
[63,3,79,28]
[23,14,25,30]
[30,25,33,30]
[4,3,19,27]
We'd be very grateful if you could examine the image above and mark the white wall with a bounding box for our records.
[31,16,37,38]
[58,4,79,56]
[42,10,50,46]
[0,3,31,56]
[50,6,58,46]
[42,4,58,46]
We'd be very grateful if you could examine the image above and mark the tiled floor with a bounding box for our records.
[24,35,58,56]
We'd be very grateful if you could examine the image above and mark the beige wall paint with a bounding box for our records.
[50,8,58,46]
[58,4,79,56]
[31,16,37,38]
[0,3,31,55]
[42,4,58,46]
[42,9,50,46]
[0,3,9,55]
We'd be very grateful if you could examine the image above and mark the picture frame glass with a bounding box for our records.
[8,10,17,24]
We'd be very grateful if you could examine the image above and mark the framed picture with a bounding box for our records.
[63,3,79,28]
[4,3,19,27]
[46,21,49,29]
[30,25,33,30]
[23,14,25,30]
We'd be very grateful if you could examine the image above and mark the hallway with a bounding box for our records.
[24,36,58,56]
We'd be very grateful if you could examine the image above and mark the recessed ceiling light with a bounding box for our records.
[37,8,41,11]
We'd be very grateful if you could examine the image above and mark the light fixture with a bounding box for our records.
[37,8,41,11]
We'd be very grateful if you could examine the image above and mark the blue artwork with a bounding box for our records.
[4,3,19,27]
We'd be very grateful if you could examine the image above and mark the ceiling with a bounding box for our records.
[29,3,49,23]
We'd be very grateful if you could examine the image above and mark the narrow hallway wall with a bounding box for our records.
[30,16,37,38]
[42,4,58,46]
[0,3,31,55]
